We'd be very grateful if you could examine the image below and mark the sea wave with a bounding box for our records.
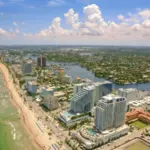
[8,121,16,140]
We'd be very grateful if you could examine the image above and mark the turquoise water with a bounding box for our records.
[88,129,96,135]
[0,73,36,150]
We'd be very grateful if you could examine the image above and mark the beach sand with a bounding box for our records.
[0,63,53,150]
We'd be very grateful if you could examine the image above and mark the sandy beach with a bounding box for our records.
[0,63,53,150]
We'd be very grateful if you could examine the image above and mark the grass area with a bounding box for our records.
[130,120,148,129]
[125,141,150,150]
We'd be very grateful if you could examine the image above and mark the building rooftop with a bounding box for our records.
[128,96,150,106]
[102,94,124,101]
[119,88,137,92]
[28,81,38,86]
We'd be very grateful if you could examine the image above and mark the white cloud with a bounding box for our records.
[0,28,15,38]
[48,0,65,6]
[142,20,150,28]
[0,4,149,45]
[12,21,18,26]
[64,9,79,27]
[131,24,141,31]
[139,9,150,19]
[24,4,150,45]
[118,15,124,21]
[15,28,20,34]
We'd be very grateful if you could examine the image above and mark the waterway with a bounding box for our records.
[47,61,150,91]
[26,55,150,91]
[0,72,36,150]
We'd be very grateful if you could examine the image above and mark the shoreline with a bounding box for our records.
[47,60,150,85]
[0,63,52,150]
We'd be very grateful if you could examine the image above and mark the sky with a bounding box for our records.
[0,0,150,45]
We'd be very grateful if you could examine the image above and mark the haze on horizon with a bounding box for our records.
[0,0,150,46]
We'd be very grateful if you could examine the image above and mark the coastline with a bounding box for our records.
[0,63,52,150]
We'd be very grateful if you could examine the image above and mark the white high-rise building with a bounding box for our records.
[95,94,126,131]
[70,81,112,113]
[73,83,85,96]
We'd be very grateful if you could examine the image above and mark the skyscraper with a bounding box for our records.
[70,85,95,113]
[73,83,85,96]
[95,94,126,131]
[70,81,112,113]
[37,55,46,67]
[93,81,112,104]
[22,61,32,75]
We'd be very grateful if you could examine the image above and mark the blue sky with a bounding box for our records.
[0,0,150,45]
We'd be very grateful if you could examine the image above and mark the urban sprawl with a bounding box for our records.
[0,47,150,150]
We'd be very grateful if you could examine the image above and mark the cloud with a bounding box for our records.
[48,0,65,6]
[0,1,4,6]
[15,28,20,34]
[1,4,150,45]
[0,28,15,38]
[12,21,18,26]
[139,9,150,19]
[142,20,150,28]
[118,15,124,21]
[24,4,150,43]
[64,9,79,30]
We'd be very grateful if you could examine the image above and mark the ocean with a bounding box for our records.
[0,72,36,150]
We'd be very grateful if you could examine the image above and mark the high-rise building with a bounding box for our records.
[70,81,112,113]
[37,55,46,67]
[93,81,112,104]
[70,85,95,113]
[73,83,85,96]
[22,61,32,75]
[95,94,126,131]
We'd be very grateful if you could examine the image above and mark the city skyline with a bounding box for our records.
[0,0,150,45]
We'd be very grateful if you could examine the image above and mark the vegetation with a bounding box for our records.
[125,141,150,150]
[129,121,149,129]
[71,112,90,120]
[47,49,150,84]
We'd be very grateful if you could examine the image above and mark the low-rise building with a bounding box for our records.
[59,111,89,127]
[73,124,129,150]
[125,108,150,124]
[128,96,150,109]
[41,86,56,97]
[118,88,148,103]
[54,91,65,98]
[26,81,38,94]
[43,95,58,111]
[63,75,72,84]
